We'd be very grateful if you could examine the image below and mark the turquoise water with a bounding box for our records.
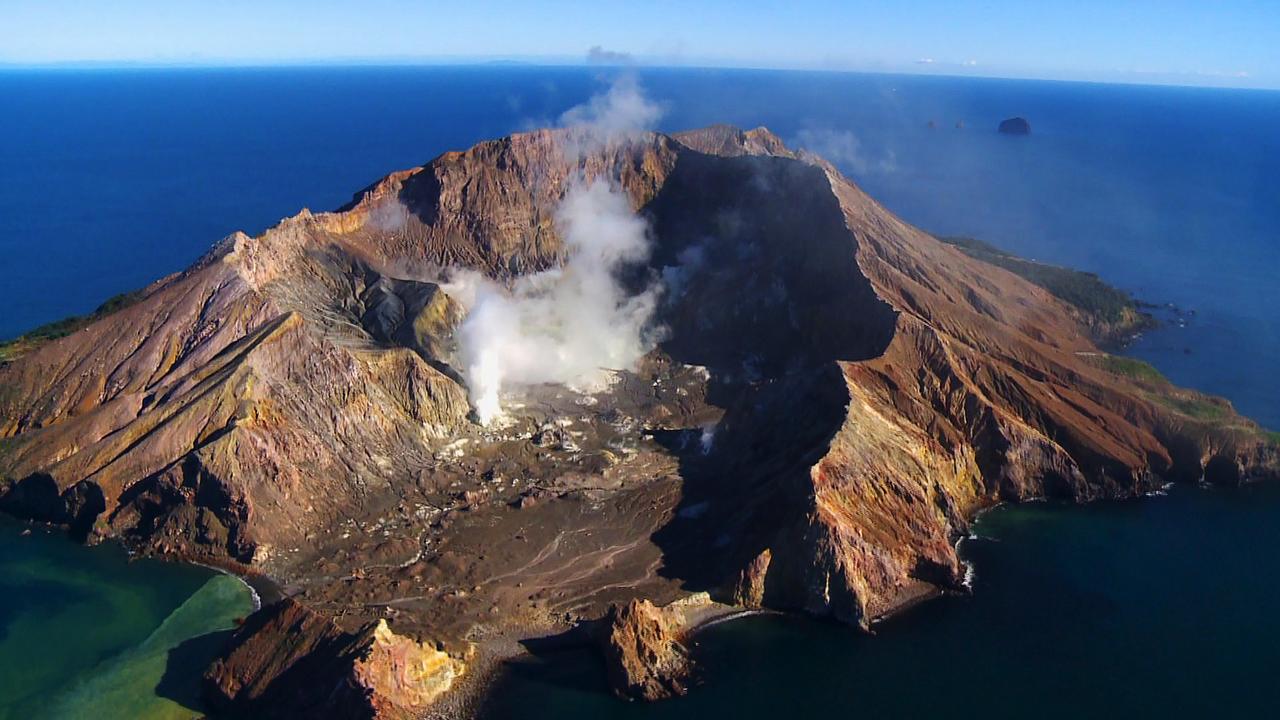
[0,518,254,720]
[480,483,1280,718]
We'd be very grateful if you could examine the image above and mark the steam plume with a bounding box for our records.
[794,127,896,176]
[453,76,665,425]
[456,181,660,424]
[558,74,662,141]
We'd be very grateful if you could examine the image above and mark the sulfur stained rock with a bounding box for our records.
[204,598,464,719]
[354,619,466,718]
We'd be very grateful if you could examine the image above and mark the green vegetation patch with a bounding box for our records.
[0,289,146,364]
[1155,394,1232,422]
[1087,352,1246,427]
[938,235,1152,328]
[1090,354,1169,385]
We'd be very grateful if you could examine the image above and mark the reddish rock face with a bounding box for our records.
[2,124,1276,710]
[600,599,692,701]
[204,599,463,719]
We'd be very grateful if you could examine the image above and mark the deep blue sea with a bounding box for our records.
[2,66,1279,717]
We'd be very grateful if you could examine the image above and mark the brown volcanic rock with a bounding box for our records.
[672,124,798,159]
[600,599,692,701]
[205,598,464,719]
[731,548,772,609]
[2,123,1278,710]
[690,128,1277,625]
[335,128,682,276]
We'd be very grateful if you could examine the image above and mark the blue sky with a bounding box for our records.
[3,0,1277,88]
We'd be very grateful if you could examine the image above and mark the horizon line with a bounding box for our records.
[0,56,1274,93]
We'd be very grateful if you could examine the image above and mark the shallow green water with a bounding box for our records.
[480,482,1280,719]
[0,518,255,720]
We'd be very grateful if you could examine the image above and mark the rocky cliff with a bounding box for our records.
[205,598,465,719]
[599,599,692,701]
[1,123,1276,715]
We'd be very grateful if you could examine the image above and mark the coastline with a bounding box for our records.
[190,560,266,613]
[0,458,1207,719]
[1,514,283,608]
[0,515,269,719]
[688,607,783,634]
[181,556,285,607]
[442,598,766,718]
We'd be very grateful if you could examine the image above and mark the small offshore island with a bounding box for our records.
[998,116,1033,135]
[1,123,1277,718]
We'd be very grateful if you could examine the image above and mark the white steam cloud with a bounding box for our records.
[452,76,666,425]
[456,182,660,424]
[586,45,634,66]
[558,74,663,140]
[794,127,897,176]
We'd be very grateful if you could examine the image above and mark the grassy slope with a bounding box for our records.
[938,236,1155,337]
[1085,354,1272,441]
[0,290,145,364]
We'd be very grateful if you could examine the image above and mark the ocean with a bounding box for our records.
[480,482,1280,719]
[1,66,1277,717]
[0,517,254,719]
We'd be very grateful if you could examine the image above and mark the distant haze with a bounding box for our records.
[3,0,1277,90]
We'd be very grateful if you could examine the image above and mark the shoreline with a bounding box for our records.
[180,555,286,607]
[190,560,265,612]
[688,607,782,634]
[0,511,286,614]
[437,598,769,718]
[3,469,1267,717]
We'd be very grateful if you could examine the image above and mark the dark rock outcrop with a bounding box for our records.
[205,598,465,719]
[998,116,1032,135]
